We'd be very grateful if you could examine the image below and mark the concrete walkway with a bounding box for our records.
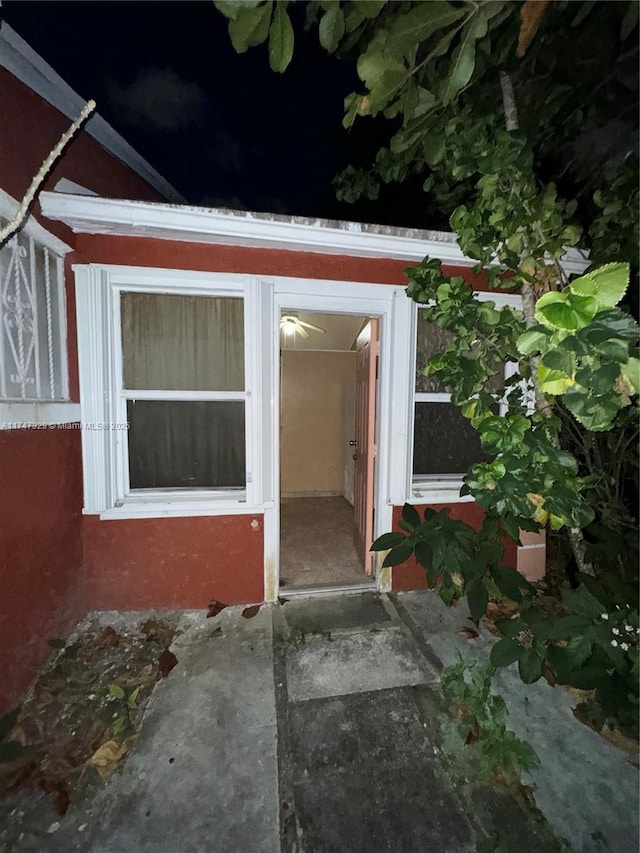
[11,591,638,853]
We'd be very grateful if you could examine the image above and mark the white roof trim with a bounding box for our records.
[39,192,592,274]
[0,23,184,204]
[0,188,72,255]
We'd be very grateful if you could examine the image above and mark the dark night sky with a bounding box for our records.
[3,1,435,226]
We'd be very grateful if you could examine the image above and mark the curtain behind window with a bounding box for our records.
[121,293,246,490]
[121,292,244,391]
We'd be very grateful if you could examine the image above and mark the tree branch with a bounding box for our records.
[499,71,519,131]
[0,99,96,247]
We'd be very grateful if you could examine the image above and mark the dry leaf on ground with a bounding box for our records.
[89,740,126,779]
[158,649,178,678]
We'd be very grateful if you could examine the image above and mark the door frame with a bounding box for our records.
[264,276,409,599]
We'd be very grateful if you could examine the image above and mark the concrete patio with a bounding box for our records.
[1,591,638,853]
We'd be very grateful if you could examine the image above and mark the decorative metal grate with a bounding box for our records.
[0,225,67,401]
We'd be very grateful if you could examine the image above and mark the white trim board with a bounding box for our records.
[0,188,72,255]
[0,24,183,203]
[41,192,591,274]
[0,401,80,427]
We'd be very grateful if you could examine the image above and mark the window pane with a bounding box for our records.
[121,293,244,391]
[127,400,245,489]
[416,314,504,394]
[413,402,491,477]
[415,317,453,393]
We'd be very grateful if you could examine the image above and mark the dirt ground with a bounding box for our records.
[0,612,180,828]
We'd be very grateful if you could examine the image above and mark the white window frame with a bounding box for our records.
[74,265,273,519]
[408,291,523,504]
[0,188,79,427]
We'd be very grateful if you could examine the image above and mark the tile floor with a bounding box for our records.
[279,496,371,589]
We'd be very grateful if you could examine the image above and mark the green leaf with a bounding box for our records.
[382,541,414,567]
[368,70,407,115]
[561,584,605,620]
[621,0,640,41]
[518,647,544,683]
[422,133,445,167]
[269,2,294,72]
[113,716,127,736]
[570,263,630,309]
[229,2,273,53]
[358,0,386,18]
[517,327,549,356]
[387,2,466,57]
[128,686,142,709]
[537,362,575,395]
[402,503,421,528]
[108,684,125,700]
[319,5,345,52]
[439,584,456,606]
[491,564,534,601]
[414,540,433,570]
[215,0,261,21]
[440,11,488,104]
[467,579,489,621]
[535,291,597,331]
[621,357,640,394]
[501,514,522,544]
[490,637,521,667]
[370,531,406,551]
[546,614,594,640]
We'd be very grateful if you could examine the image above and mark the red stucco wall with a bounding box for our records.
[0,429,83,713]
[390,503,518,592]
[82,515,264,610]
[72,232,492,290]
[0,70,170,713]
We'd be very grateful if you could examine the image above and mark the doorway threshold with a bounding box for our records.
[280,581,377,599]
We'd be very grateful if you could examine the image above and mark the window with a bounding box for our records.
[411,292,521,499]
[120,292,246,493]
[0,213,68,402]
[75,266,273,517]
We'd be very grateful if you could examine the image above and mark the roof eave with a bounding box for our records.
[39,192,592,275]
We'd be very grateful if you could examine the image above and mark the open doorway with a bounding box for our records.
[279,310,378,591]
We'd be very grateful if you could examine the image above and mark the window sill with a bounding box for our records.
[408,479,475,505]
[0,401,80,428]
[95,499,273,520]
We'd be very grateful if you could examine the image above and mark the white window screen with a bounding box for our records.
[120,292,246,492]
[0,228,67,401]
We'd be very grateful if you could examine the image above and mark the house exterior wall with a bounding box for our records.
[82,515,264,610]
[0,73,169,713]
[72,233,505,609]
[0,428,83,713]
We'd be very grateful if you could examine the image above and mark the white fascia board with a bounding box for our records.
[0,187,72,255]
[40,192,592,273]
[0,24,184,204]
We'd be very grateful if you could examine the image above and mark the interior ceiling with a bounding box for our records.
[280,312,365,351]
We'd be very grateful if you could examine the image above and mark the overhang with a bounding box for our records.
[39,192,591,274]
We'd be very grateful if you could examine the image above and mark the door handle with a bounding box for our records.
[349,440,357,446]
